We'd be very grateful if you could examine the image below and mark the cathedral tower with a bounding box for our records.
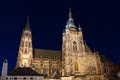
[16,16,33,67]
[62,9,86,76]
[61,9,100,78]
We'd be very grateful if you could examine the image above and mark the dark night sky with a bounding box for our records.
[0,0,120,72]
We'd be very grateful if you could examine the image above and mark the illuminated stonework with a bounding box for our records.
[15,10,119,80]
[16,16,33,67]
[61,10,104,80]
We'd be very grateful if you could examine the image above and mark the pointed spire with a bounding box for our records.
[69,8,72,19]
[78,24,82,31]
[25,16,30,30]
[66,8,76,30]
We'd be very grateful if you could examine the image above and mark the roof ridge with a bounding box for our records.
[34,48,61,52]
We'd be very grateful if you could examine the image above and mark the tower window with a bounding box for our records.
[24,48,27,54]
[73,41,77,51]
[74,62,79,71]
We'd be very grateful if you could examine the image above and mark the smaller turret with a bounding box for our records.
[1,59,8,80]
[78,24,82,31]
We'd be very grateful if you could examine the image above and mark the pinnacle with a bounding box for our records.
[25,16,30,30]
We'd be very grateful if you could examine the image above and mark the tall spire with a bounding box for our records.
[66,8,76,30]
[69,8,72,19]
[16,16,33,68]
[25,16,30,30]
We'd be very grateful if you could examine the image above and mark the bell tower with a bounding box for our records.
[62,9,87,76]
[16,16,33,67]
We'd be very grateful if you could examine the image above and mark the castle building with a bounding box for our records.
[15,9,119,80]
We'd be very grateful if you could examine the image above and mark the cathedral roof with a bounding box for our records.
[7,67,45,76]
[33,49,61,59]
[33,46,91,59]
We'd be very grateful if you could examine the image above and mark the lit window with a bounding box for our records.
[74,62,79,71]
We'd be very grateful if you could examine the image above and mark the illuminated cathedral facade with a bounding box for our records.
[15,10,119,80]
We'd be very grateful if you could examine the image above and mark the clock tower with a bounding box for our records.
[16,16,33,68]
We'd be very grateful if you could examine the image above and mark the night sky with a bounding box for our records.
[0,0,120,72]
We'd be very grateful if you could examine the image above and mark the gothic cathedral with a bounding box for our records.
[16,16,33,68]
[16,10,110,80]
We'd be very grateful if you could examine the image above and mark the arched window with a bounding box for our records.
[74,62,79,71]
[73,41,78,51]
[25,48,27,54]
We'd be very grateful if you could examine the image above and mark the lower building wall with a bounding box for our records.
[7,76,44,80]
[60,75,105,80]
[86,75,105,80]
[60,76,74,80]
[45,79,60,80]
[32,58,61,78]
